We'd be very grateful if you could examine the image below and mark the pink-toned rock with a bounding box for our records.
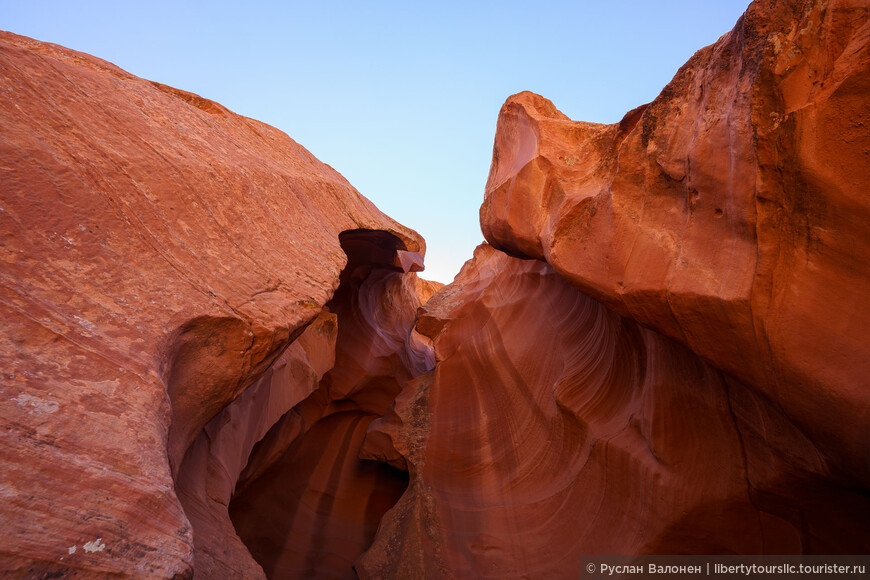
[352,0,870,574]
[0,31,423,577]
[175,310,337,579]
[229,232,433,579]
[4,0,870,575]
[359,244,870,579]
[481,0,870,485]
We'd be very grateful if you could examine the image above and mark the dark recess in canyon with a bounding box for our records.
[0,0,869,577]
[226,229,432,579]
[173,230,433,579]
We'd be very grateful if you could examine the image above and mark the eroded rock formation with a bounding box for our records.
[353,0,870,575]
[359,245,870,578]
[2,0,869,577]
[174,309,338,578]
[481,0,870,485]
[0,31,428,578]
[227,230,434,579]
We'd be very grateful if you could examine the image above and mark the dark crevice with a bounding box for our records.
[217,229,429,578]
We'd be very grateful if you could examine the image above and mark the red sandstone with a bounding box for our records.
[0,30,424,578]
[360,245,870,578]
[481,0,870,488]
[1,0,869,576]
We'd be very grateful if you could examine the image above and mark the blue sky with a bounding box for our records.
[1,0,751,283]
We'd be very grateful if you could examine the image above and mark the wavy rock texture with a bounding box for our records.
[4,0,870,576]
[358,0,870,575]
[0,31,425,577]
[174,309,337,579]
[359,244,870,579]
[229,232,434,579]
[481,0,870,485]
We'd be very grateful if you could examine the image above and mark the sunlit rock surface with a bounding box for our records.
[2,0,869,576]
[0,30,424,577]
[481,0,870,487]
[359,244,870,578]
[358,0,870,575]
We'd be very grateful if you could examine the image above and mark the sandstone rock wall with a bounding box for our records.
[0,31,425,578]
[2,0,869,576]
[357,0,870,575]
[359,245,870,578]
[481,0,870,486]
[228,230,434,579]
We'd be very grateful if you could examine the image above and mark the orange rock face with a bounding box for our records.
[358,245,870,577]
[174,309,338,579]
[3,0,870,576]
[228,231,433,579]
[481,0,870,486]
[0,31,426,577]
[356,0,870,575]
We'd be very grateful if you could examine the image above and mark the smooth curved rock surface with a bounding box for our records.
[359,244,870,579]
[481,0,870,485]
[175,309,337,579]
[0,31,423,577]
[4,0,870,576]
[229,233,434,579]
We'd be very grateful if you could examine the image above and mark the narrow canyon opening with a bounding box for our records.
[170,229,433,579]
[5,4,870,575]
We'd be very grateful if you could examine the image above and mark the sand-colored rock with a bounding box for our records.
[359,244,870,578]
[481,0,870,485]
[0,31,423,577]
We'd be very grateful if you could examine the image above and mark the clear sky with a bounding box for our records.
[1,0,751,283]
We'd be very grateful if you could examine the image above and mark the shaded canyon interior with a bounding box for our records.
[1,0,869,577]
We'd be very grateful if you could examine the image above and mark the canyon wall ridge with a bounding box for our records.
[1,0,868,576]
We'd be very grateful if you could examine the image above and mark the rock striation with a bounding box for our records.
[359,0,870,575]
[0,31,428,578]
[359,244,870,578]
[227,230,434,579]
[173,309,338,579]
[480,0,870,486]
[2,0,870,577]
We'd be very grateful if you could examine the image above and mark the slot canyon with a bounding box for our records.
[1,0,869,577]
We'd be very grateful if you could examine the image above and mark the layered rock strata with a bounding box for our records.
[359,245,870,578]
[359,0,870,575]
[481,0,870,484]
[2,0,870,576]
[227,230,434,579]
[0,31,426,578]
